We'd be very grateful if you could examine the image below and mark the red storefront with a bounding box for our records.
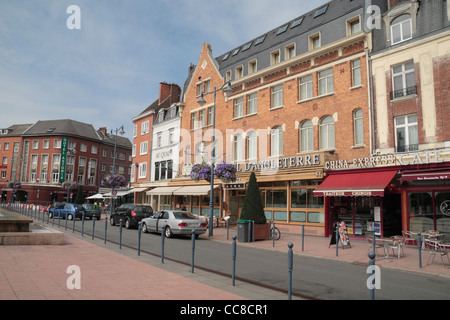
[315,153,450,239]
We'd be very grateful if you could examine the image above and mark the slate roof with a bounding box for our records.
[215,0,365,72]
[22,119,102,141]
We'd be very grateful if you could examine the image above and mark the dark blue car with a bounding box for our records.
[48,203,87,220]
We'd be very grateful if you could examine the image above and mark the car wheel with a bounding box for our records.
[164,226,173,238]
[141,222,148,233]
[67,214,73,221]
[48,212,53,218]
[110,217,115,226]
[125,219,131,229]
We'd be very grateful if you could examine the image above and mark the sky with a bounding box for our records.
[0,0,329,141]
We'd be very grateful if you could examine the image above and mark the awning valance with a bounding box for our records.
[173,185,220,196]
[402,169,450,182]
[146,187,183,195]
[313,170,398,197]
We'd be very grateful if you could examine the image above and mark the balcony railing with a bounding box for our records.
[390,85,417,100]
[396,144,419,153]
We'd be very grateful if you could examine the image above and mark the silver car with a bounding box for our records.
[141,210,207,238]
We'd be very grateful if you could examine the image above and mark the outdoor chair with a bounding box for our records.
[388,236,405,259]
[424,239,450,267]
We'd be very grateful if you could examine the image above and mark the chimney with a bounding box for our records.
[98,127,107,135]
[159,82,182,105]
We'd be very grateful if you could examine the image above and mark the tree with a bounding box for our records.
[74,186,85,204]
[240,172,267,224]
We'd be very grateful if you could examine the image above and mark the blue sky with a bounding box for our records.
[0,0,328,140]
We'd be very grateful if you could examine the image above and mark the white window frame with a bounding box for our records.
[391,14,412,45]
[271,84,283,109]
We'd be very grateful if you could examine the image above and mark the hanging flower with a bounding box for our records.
[101,173,127,188]
[215,162,237,183]
[62,181,78,190]
[8,182,21,189]
[190,163,211,182]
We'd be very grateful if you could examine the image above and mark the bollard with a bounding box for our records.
[418,232,422,268]
[137,222,141,256]
[58,212,61,228]
[372,231,376,262]
[336,225,339,257]
[52,210,55,226]
[232,235,237,286]
[368,251,376,300]
[92,216,96,241]
[65,213,68,230]
[119,219,123,249]
[161,228,165,264]
[81,212,85,236]
[302,224,305,252]
[288,242,294,300]
[191,229,196,273]
[226,219,229,240]
[104,215,108,244]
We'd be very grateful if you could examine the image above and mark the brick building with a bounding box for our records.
[0,119,132,205]
[131,82,182,208]
[157,0,375,236]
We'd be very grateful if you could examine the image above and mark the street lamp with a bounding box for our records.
[109,125,125,217]
[197,80,233,237]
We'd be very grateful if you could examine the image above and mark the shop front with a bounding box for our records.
[315,150,450,238]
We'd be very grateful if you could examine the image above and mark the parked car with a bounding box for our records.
[110,204,153,229]
[82,204,101,220]
[48,203,87,220]
[141,210,207,238]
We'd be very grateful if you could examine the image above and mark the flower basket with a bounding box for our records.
[101,174,127,189]
[62,181,78,190]
[190,163,212,182]
[8,182,21,189]
[215,162,237,183]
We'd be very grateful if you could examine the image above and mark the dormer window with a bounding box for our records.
[391,14,412,44]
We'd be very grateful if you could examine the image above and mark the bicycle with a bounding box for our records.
[269,226,281,240]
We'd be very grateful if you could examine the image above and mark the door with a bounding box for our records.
[157,211,169,232]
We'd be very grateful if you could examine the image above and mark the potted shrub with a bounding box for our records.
[239,172,270,241]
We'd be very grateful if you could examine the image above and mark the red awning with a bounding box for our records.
[313,170,398,197]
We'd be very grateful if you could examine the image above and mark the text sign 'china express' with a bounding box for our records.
[325,151,445,170]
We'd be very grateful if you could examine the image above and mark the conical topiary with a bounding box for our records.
[240,172,267,224]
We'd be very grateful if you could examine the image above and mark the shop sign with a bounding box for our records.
[59,136,69,183]
[223,182,246,190]
[236,154,322,172]
[325,151,444,170]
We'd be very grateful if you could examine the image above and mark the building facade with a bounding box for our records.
[0,119,132,205]
[315,0,450,238]
[162,0,375,236]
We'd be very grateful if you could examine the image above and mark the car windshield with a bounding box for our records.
[73,204,84,210]
[84,204,96,209]
[173,212,196,220]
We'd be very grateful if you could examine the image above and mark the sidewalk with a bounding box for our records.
[1,216,449,301]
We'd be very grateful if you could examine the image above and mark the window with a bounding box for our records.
[235,66,243,80]
[234,97,244,118]
[233,134,243,161]
[271,84,283,109]
[80,143,87,152]
[314,5,328,18]
[32,140,39,149]
[195,142,206,163]
[199,109,206,127]
[320,116,335,149]
[91,145,97,154]
[242,42,252,52]
[190,112,198,130]
[255,35,266,46]
[139,163,147,179]
[299,75,313,100]
[395,114,418,152]
[247,93,257,115]
[300,120,314,152]
[54,140,62,149]
[353,109,364,146]
[347,17,361,35]
[246,131,257,160]
[169,128,175,144]
[271,50,281,66]
[352,59,362,87]
[391,14,412,45]
[207,107,213,126]
[43,140,50,149]
[318,69,334,95]
[277,24,289,35]
[140,141,148,155]
[141,121,149,134]
[271,126,283,156]
[309,34,320,50]
[285,44,295,60]
[391,61,416,99]
[248,60,257,74]
[291,17,304,28]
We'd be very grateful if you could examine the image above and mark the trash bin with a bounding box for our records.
[237,220,252,242]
